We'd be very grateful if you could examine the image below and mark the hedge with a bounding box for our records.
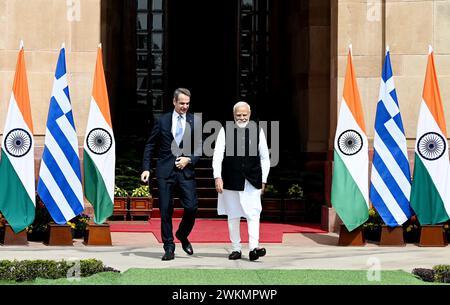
[0,258,119,282]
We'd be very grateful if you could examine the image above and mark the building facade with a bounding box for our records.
[1,0,450,229]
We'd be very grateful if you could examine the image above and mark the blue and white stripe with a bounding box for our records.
[370,48,413,227]
[37,46,84,224]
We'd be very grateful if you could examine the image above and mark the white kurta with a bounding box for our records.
[212,127,270,219]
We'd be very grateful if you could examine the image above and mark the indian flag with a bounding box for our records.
[410,46,450,225]
[83,44,115,224]
[331,46,369,232]
[0,42,35,233]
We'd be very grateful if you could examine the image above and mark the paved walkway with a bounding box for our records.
[1,232,450,272]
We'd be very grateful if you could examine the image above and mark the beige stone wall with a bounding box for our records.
[0,0,100,147]
[335,0,450,148]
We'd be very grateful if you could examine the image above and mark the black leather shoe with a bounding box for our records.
[176,232,194,255]
[162,249,175,261]
[249,247,266,261]
[228,251,242,260]
[256,247,266,257]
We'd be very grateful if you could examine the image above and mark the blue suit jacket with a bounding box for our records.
[142,112,202,179]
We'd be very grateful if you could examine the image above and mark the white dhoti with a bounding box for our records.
[217,179,261,251]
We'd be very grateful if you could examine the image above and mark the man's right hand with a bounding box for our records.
[141,171,150,183]
[215,177,223,194]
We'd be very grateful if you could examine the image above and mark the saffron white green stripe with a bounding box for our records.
[83,97,115,224]
[0,95,35,233]
[410,101,450,224]
[331,99,369,231]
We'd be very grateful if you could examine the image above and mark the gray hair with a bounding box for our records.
[173,88,191,100]
[233,101,251,113]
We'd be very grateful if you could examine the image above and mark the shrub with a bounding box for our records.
[412,268,435,282]
[286,184,304,199]
[114,185,129,197]
[27,198,53,237]
[264,184,280,198]
[362,207,382,241]
[433,265,450,283]
[67,213,91,235]
[75,213,90,231]
[0,213,5,227]
[0,259,119,282]
[443,220,450,240]
[403,215,421,243]
[131,185,151,197]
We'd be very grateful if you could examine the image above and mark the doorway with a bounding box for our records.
[166,0,238,123]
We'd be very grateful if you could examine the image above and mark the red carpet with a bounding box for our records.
[109,219,327,243]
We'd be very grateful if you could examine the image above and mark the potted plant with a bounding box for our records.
[0,212,5,242]
[362,207,382,242]
[129,185,152,220]
[113,185,129,220]
[444,220,450,243]
[27,198,52,242]
[283,183,306,222]
[403,215,421,243]
[261,184,283,221]
[68,213,90,239]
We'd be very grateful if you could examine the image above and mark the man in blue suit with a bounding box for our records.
[141,88,202,261]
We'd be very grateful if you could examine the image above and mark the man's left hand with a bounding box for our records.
[261,183,266,195]
[175,157,190,170]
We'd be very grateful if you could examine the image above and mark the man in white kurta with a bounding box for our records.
[213,102,270,261]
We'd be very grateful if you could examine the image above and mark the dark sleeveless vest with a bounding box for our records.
[221,126,262,191]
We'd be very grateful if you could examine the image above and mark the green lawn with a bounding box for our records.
[0,269,435,285]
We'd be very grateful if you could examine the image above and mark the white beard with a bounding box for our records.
[236,121,249,128]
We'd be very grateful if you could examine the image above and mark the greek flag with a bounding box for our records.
[369,48,413,227]
[37,45,84,224]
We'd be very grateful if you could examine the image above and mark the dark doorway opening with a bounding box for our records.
[166,0,238,123]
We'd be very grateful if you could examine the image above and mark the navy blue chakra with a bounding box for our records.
[4,128,32,157]
[338,129,363,156]
[86,128,112,155]
[417,132,446,161]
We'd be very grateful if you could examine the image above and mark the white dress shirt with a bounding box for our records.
[171,111,186,138]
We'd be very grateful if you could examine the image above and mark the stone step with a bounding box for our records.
[152,197,218,208]
[151,177,214,188]
[152,187,217,198]
[112,197,303,222]
[150,157,212,168]
[150,207,287,222]
[151,208,223,219]
[149,167,213,180]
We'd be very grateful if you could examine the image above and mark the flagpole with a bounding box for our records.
[19,40,24,50]
[386,45,390,54]
[428,45,433,55]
